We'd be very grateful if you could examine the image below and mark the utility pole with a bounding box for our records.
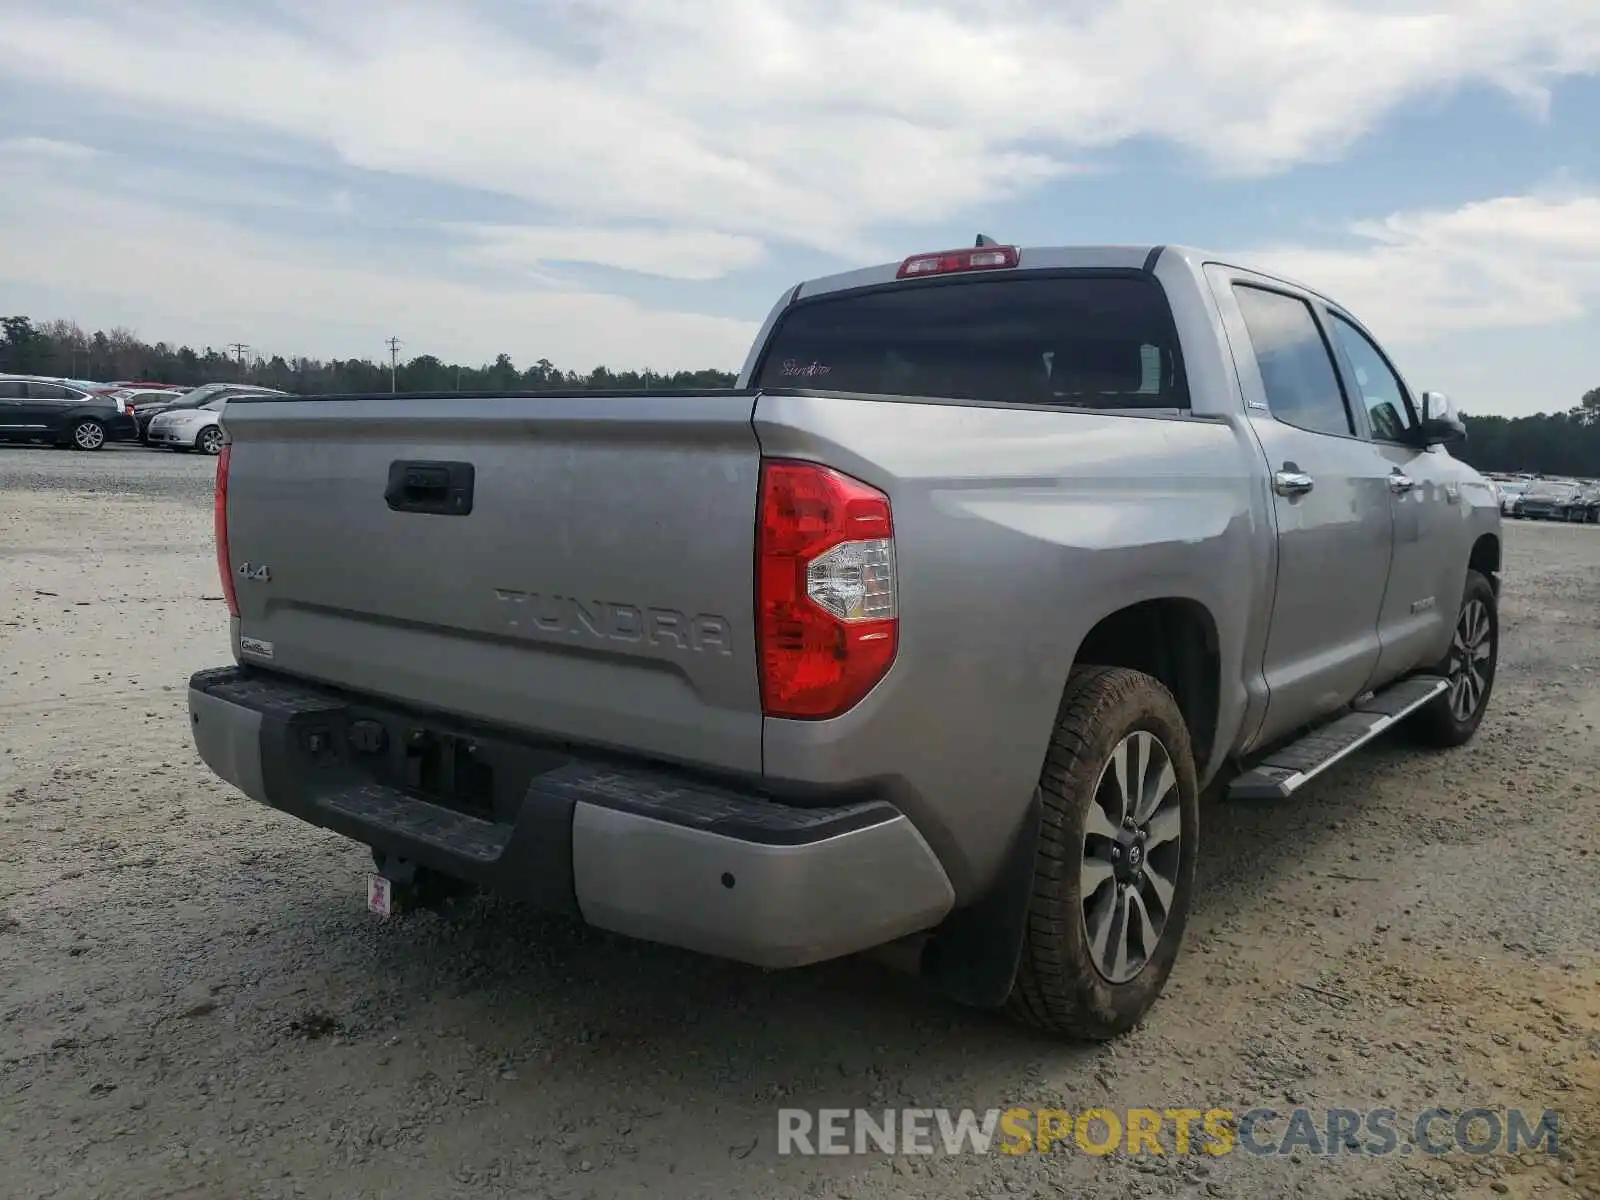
[385,336,402,393]
[227,343,250,381]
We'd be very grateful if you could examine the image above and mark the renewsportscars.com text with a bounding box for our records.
[776,1107,1561,1158]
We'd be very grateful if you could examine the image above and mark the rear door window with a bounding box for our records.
[756,274,1187,409]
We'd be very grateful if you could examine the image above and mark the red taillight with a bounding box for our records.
[896,245,1019,279]
[757,460,898,720]
[214,443,239,618]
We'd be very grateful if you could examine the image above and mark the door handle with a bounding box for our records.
[384,460,476,515]
[1273,470,1315,497]
[1389,472,1416,494]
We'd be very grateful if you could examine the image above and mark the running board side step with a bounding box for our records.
[1227,676,1449,801]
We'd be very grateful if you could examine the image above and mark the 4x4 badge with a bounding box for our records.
[238,562,271,582]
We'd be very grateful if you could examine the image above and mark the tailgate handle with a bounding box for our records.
[385,460,475,516]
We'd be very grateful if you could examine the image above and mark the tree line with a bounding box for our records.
[0,316,736,395]
[3,314,1596,476]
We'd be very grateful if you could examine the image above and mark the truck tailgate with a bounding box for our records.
[220,392,764,773]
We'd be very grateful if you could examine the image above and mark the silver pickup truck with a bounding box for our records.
[188,242,1501,1040]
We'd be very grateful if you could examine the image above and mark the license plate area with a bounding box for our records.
[402,728,495,819]
[366,873,393,916]
[273,677,576,826]
[324,700,572,825]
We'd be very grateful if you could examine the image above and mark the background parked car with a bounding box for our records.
[111,386,188,419]
[0,374,137,450]
[132,382,286,442]
[1497,479,1530,517]
[1515,479,1596,522]
[1577,481,1600,522]
[146,394,237,454]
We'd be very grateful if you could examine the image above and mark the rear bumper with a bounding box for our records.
[146,424,196,447]
[187,666,953,967]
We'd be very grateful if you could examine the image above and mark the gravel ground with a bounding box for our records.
[2,443,1597,1200]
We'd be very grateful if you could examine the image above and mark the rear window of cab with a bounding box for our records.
[755,274,1187,410]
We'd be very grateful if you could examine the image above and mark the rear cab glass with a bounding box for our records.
[755,274,1188,409]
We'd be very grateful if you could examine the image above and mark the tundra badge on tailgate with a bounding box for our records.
[493,589,734,655]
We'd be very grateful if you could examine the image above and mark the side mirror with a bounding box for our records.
[1415,390,1466,447]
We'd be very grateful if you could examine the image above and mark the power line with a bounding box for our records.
[385,336,402,394]
[227,343,250,379]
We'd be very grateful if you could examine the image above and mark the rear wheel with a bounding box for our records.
[1004,666,1199,1041]
[1409,569,1497,748]
[197,426,225,455]
[70,419,106,451]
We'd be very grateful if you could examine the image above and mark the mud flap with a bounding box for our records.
[918,787,1042,1010]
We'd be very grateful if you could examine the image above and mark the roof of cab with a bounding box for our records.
[791,242,1339,310]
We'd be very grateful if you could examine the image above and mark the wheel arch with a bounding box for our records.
[1468,532,1500,597]
[919,596,1222,1012]
[1072,597,1223,779]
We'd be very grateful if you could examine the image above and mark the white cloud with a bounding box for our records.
[0,181,759,372]
[1,0,1598,262]
[0,136,101,161]
[0,2,1597,393]
[448,224,768,282]
[1242,191,1600,344]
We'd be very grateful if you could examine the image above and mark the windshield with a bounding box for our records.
[165,386,227,410]
[1526,481,1576,499]
[172,382,228,405]
[755,274,1187,409]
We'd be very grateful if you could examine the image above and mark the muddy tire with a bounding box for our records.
[1408,569,1497,748]
[1004,666,1200,1041]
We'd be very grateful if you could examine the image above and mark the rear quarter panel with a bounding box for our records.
[754,392,1270,899]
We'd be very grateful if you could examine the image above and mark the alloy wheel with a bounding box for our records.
[1447,597,1493,723]
[1079,730,1183,985]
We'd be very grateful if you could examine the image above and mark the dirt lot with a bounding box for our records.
[2,445,1597,1200]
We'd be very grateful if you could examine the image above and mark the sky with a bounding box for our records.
[0,1,1597,417]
